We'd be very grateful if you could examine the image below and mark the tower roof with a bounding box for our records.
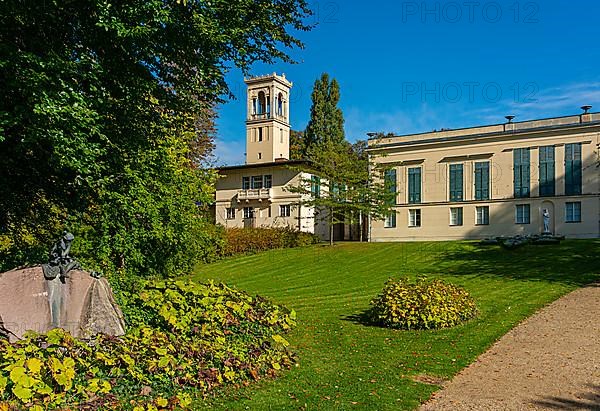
[244,73,293,87]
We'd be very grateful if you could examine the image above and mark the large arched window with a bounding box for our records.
[257,91,267,115]
[277,93,284,116]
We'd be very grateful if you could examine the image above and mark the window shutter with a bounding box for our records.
[450,164,463,201]
[408,168,421,204]
[514,148,530,198]
[482,163,489,199]
[565,143,582,195]
[475,162,489,200]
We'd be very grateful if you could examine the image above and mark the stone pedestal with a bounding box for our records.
[0,266,125,342]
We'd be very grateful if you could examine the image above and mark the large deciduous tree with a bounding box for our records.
[289,140,395,245]
[0,0,312,277]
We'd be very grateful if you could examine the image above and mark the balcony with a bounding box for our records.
[249,112,287,122]
[238,188,272,202]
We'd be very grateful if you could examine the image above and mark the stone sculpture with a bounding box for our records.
[542,209,551,234]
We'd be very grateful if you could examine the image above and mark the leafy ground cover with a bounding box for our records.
[193,240,600,410]
[0,280,296,410]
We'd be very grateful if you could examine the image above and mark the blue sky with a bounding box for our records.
[214,0,600,165]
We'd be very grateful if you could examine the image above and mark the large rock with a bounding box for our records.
[0,266,125,342]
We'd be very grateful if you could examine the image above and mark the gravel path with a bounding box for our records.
[420,284,600,410]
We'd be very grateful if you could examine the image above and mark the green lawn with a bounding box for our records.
[191,240,600,410]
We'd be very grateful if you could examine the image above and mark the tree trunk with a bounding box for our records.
[329,208,334,246]
[359,210,363,242]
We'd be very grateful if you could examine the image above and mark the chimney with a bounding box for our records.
[580,105,592,123]
[504,115,516,132]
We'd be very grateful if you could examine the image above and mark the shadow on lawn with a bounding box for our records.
[341,311,379,328]
[430,240,600,286]
[531,384,600,410]
[341,240,600,327]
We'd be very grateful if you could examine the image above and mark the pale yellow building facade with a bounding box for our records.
[215,74,330,240]
[368,111,600,241]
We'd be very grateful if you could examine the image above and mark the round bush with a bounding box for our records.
[368,277,477,330]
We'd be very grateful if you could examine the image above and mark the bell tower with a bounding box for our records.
[244,73,292,164]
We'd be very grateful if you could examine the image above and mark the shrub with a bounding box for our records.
[222,227,319,257]
[368,277,477,330]
[0,280,297,410]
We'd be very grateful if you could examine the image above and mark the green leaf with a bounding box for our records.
[158,356,170,368]
[12,385,33,401]
[26,358,43,375]
[272,335,290,347]
[0,375,7,395]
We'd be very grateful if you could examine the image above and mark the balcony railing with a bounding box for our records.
[238,188,272,202]
[249,112,287,121]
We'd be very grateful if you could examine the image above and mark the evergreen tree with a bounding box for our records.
[289,130,307,160]
[304,73,345,151]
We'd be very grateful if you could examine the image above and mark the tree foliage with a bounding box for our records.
[304,73,345,152]
[289,74,394,244]
[289,139,395,245]
[289,130,307,160]
[0,0,312,277]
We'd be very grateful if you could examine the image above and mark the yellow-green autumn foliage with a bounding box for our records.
[0,280,297,410]
[368,277,478,330]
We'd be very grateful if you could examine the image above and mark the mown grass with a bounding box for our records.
[191,240,600,410]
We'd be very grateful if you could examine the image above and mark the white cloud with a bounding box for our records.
[503,81,600,119]
[344,104,451,141]
[214,138,245,167]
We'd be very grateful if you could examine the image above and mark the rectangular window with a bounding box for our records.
[226,208,236,220]
[408,167,421,204]
[251,175,263,189]
[408,209,421,227]
[539,146,555,197]
[514,148,530,198]
[449,164,464,202]
[242,177,250,190]
[384,212,397,228]
[476,206,489,225]
[565,143,582,195]
[243,207,254,219]
[385,168,397,205]
[258,128,263,142]
[279,204,291,217]
[450,207,463,226]
[565,202,581,223]
[474,162,490,200]
[311,175,321,198]
[263,175,272,189]
[515,204,530,224]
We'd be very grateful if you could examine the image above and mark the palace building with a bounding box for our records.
[214,73,331,240]
[367,109,600,241]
